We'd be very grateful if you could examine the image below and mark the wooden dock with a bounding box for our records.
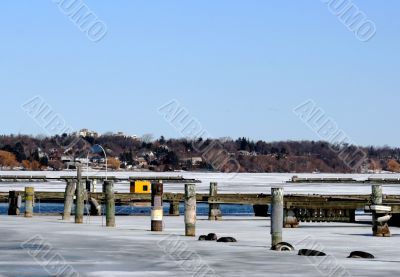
[289,176,400,184]
[3,174,400,226]
[0,175,201,183]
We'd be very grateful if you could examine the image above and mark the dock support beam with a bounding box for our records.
[185,184,196,237]
[92,179,97,192]
[253,204,269,217]
[208,182,222,220]
[271,187,284,249]
[151,181,163,232]
[348,209,356,223]
[24,187,34,218]
[372,185,390,237]
[75,166,84,224]
[62,180,76,220]
[103,180,115,227]
[86,180,92,192]
[8,191,22,216]
[169,201,180,216]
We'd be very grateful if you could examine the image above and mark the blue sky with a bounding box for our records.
[1,1,399,147]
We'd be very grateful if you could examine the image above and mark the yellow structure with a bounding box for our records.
[130,180,151,194]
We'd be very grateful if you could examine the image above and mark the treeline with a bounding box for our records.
[1,134,400,173]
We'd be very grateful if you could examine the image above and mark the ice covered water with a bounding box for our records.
[1,171,400,194]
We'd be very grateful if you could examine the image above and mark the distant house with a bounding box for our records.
[75,157,89,164]
[140,151,155,160]
[37,147,48,159]
[181,157,203,166]
[136,157,148,168]
[61,155,73,162]
[79,128,98,138]
[238,150,251,156]
[91,157,105,163]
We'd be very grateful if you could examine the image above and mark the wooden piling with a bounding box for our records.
[271,187,283,249]
[208,182,222,220]
[75,166,84,224]
[184,184,196,237]
[24,187,34,218]
[8,191,21,215]
[86,180,92,192]
[103,180,115,227]
[89,197,102,216]
[151,181,163,232]
[372,184,390,237]
[62,180,76,220]
[169,201,180,216]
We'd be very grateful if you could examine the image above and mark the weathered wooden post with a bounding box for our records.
[151,181,163,232]
[24,187,34,218]
[208,182,222,220]
[103,180,115,227]
[169,201,180,216]
[62,180,76,220]
[271,187,284,249]
[89,198,102,216]
[8,191,22,215]
[185,184,196,237]
[371,184,391,237]
[75,166,84,224]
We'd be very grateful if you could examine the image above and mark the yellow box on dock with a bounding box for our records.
[130,180,151,194]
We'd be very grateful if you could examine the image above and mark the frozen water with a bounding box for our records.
[0,215,399,276]
[1,171,400,195]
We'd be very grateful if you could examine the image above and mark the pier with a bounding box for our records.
[2,174,400,227]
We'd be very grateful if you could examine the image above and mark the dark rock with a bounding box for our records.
[217,237,237,243]
[198,235,207,241]
[298,249,326,257]
[347,251,374,259]
[206,233,218,241]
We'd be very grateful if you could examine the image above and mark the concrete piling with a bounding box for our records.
[151,181,163,232]
[184,184,196,237]
[208,182,222,220]
[284,209,299,228]
[169,201,180,216]
[371,184,391,237]
[103,180,115,227]
[8,191,22,215]
[75,166,84,224]
[63,180,76,220]
[271,187,284,249]
[24,187,34,218]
